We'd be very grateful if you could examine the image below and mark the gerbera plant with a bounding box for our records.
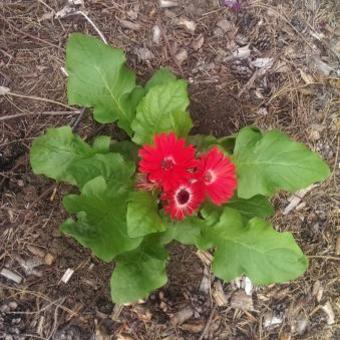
[30,34,330,304]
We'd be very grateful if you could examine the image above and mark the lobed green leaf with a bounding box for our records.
[66,33,142,135]
[131,80,192,144]
[205,207,308,284]
[127,191,165,238]
[110,238,168,304]
[234,128,330,199]
[61,176,142,262]
[30,126,134,190]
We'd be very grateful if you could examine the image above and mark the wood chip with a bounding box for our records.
[232,276,253,295]
[230,290,253,311]
[232,45,251,59]
[212,281,228,306]
[0,86,10,95]
[27,245,45,258]
[175,48,188,65]
[15,255,43,277]
[263,312,283,328]
[217,19,233,32]
[60,268,74,284]
[180,322,205,333]
[191,34,204,51]
[335,237,340,255]
[171,307,193,325]
[159,0,178,8]
[199,266,211,294]
[321,301,335,325]
[44,253,55,265]
[176,17,196,34]
[196,250,213,266]
[135,47,154,61]
[283,185,317,215]
[312,280,324,302]
[118,19,141,31]
[152,25,161,44]
[0,268,22,284]
[299,69,315,84]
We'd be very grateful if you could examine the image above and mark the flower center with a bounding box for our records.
[176,188,190,205]
[161,156,175,170]
[204,170,216,184]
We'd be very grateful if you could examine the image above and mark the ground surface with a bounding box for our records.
[0,0,339,339]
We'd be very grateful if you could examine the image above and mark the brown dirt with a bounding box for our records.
[1,0,339,339]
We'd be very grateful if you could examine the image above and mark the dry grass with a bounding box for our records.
[0,0,339,339]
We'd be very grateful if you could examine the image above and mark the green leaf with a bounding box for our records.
[110,140,139,163]
[170,216,206,246]
[131,80,192,144]
[200,202,223,226]
[188,135,235,153]
[207,208,308,284]
[66,33,140,135]
[127,191,165,238]
[187,135,219,151]
[30,126,134,189]
[61,176,142,262]
[110,240,168,304]
[227,195,274,221]
[234,128,330,199]
[145,68,177,91]
[30,126,92,185]
[92,136,111,153]
[233,127,262,154]
[68,153,135,191]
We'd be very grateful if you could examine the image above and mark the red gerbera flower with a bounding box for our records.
[197,147,237,205]
[138,133,197,190]
[162,181,204,220]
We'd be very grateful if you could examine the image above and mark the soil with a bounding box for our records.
[0,1,339,339]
